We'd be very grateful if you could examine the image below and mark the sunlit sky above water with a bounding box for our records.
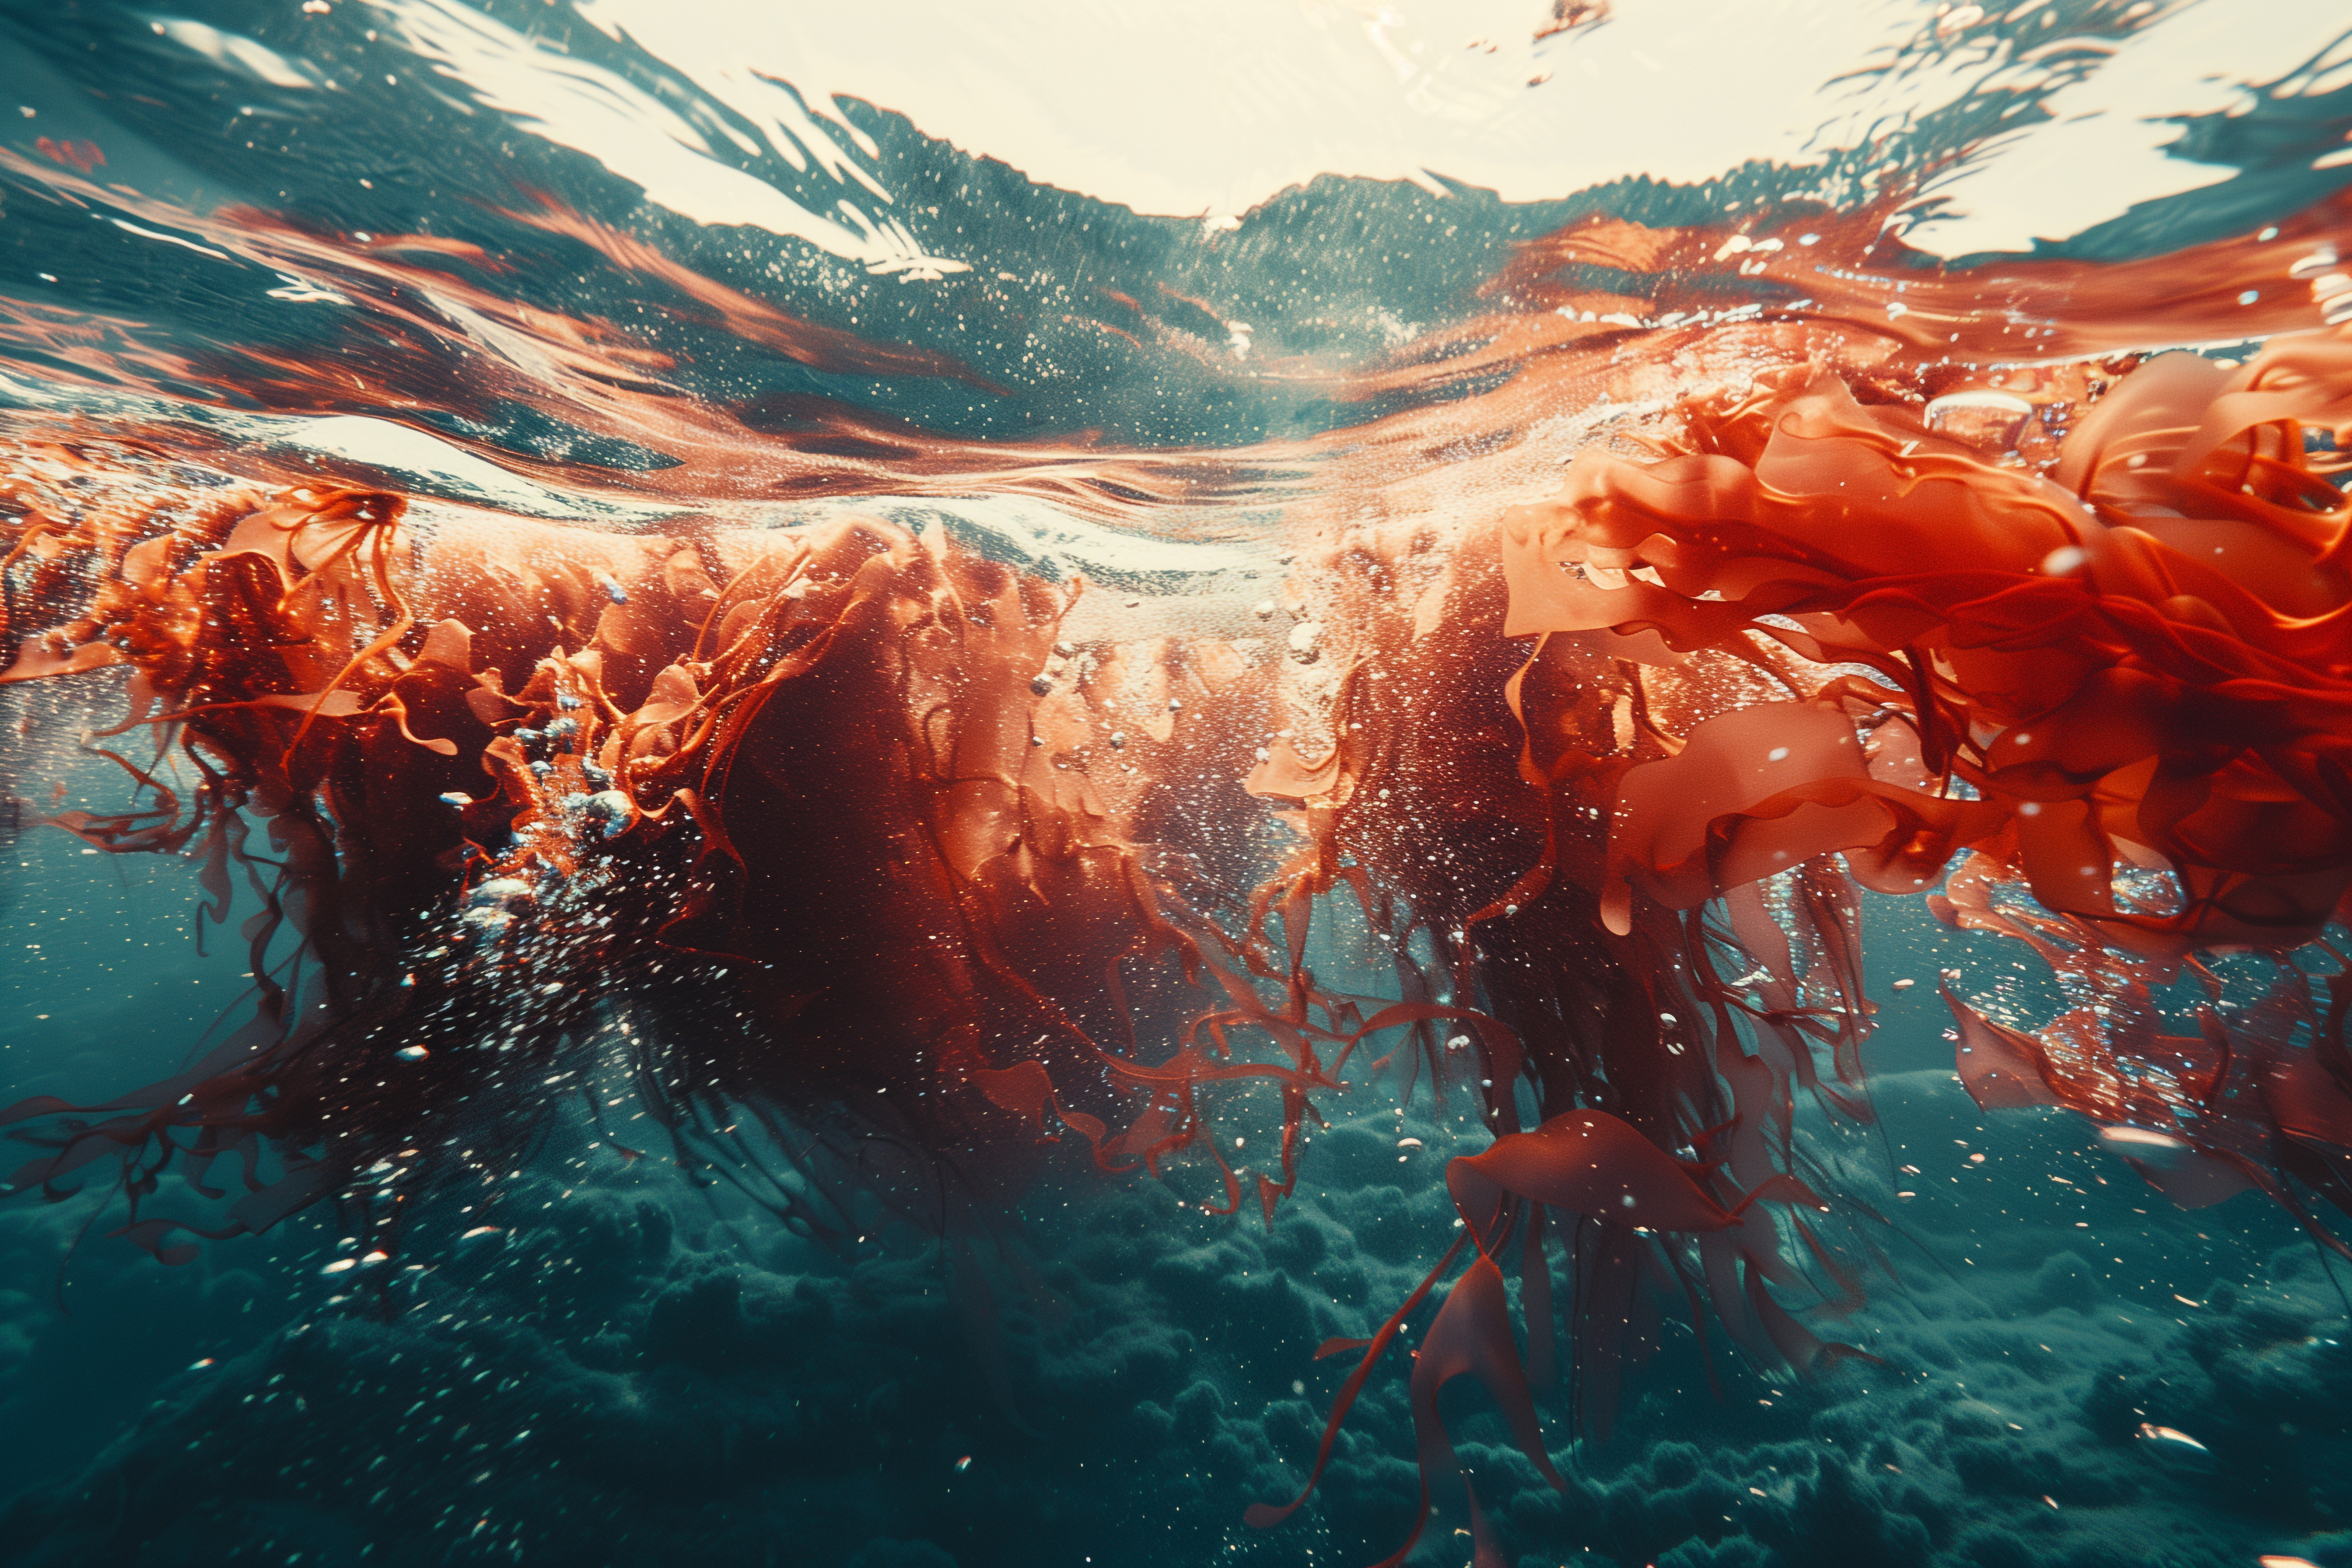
[6,4,2352,1568]
[348,0,2352,256]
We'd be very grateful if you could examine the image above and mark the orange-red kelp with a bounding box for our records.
[0,417,1885,1566]
[0,469,1353,1246]
[6,192,2352,1568]
[1503,334,2352,1207]
[1233,323,2352,1561]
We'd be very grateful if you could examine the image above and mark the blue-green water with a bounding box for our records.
[3,4,2351,1566]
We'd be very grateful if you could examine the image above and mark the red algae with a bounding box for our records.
[6,182,2352,1568]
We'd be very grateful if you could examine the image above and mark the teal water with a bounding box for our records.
[3,4,2352,1566]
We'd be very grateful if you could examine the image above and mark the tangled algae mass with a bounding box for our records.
[7,156,2352,1563]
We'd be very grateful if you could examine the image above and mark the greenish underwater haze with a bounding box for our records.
[3,1,2352,1564]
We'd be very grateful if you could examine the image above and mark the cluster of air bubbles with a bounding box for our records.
[560,788,635,839]
[462,876,535,935]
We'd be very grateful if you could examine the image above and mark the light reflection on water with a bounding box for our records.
[1,5,2351,1568]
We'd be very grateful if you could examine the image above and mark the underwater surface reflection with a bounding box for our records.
[4,4,2352,1566]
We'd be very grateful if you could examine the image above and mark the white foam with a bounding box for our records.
[361,0,967,278]
[144,16,325,91]
[266,414,673,520]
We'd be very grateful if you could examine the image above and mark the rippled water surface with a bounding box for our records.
[4,4,2352,1567]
